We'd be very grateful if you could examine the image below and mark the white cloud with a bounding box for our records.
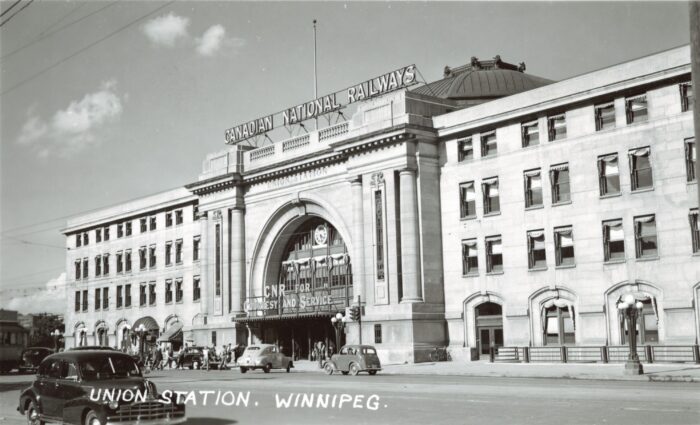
[143,12,190,47]
[196,24,226,56]
[16,81,123,158]
[1,273,66,315]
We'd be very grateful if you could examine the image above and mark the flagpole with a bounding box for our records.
[313,19,318,130]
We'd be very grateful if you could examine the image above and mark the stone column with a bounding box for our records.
[349,176,365,304]
[221,208,231,313]
[399,168,422,302]
[231,206,246,314]
[199,213,209,314]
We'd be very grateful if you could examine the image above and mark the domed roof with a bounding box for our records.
[413,56,553,102]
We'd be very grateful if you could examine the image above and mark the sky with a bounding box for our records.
[0,1,692,296]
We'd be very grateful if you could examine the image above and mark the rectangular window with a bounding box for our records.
[83,232,89,246]
[82,258,88,279]
[149,215,156,231]
[634,215,657,258]
[117,285,123,308]
[125,221,132,236]
[459,182,476,219]
[485,236,503,273]
[165,279,173,304]
[103,226,110,241]
[548,114,566,141]
[686,138,696,182]
[116,251,123,273]
[166,212,173,227]
[140,218,147,233]
[461,239,478,276]
[554,226,575,266]
[75,291,80,312]
[457,137,473,161]
[124,249,131,272]
[175,239,183,264]
[193,276,201,301]
[125,284,131,307]
[629,147,653,191]
[117,223,124,238]
[598,154,620,196]
[193,236,201,261]
[603,219,625,261]
[165,241,172,266]
[524,169,543,208]
[96,228,102,243]
[211,331,217,347]
[102,287,108,310]
[215,224,221,296]
[625,94,648,124]
[149,245,156,268]
[175,278,183,303]
[139,247,146,270]
[595,102,615,131]
[690,209,700,254]
[102,254,109,275]
[95,288,101,311]
[521,120,539,147]
[95,256,102,277]
[482,177,500,214]
[82,290,88,311]
[374,190,385,280]
[374,324,382,344]
[76,234,82,247]
[149,282,156,306]
[140,283,147,307]
[481,131,497,157]
[550,163,570,204]
[175,209,183,225]
[681,82,694,112]
[193,206,199,221]
[527,230,546,270]
[75,260,81,280]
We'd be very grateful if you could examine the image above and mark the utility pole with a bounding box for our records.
[690,2,700,208]
[313,19,319,130]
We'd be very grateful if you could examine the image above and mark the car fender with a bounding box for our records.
[17,388,38,415]
[64,398,108,425]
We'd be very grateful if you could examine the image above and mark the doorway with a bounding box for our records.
[475,302,503,359]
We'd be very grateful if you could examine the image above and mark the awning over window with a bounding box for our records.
[550,163,569,172]
[157,322,183,342]
[629,147,650,157]
[133,316,159,331]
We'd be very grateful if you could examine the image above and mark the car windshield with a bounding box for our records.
[23,349,47,356]
[362,347,377,354]
[245,347,260,352]
[79,356,142,380]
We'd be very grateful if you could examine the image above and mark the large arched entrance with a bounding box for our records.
[243,216,353,360]
[475,302,503,357]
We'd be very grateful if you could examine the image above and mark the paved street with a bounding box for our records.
[1,366,699,425]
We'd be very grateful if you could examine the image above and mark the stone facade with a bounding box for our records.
[63,46,699,364]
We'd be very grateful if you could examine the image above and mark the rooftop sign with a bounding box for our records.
[225,64,417,145]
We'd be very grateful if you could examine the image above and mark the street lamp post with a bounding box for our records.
[331,312,347,353]
[617,294,645,375]
[134,324,148,362]
[51,329,62,352]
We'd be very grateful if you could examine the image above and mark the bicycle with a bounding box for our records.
[428,346,452,362]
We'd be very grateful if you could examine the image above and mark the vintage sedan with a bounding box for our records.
[180,346,204,369]
[18,347,54,374]
[17,350,186,425]
[324,345,382,376]
[238,344,293,373]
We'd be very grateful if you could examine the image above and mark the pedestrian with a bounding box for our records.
[153,347,163,371]
[176,346,184,369]
[316,341,325,368]
[167,347,174,369]
[202,346,210,371]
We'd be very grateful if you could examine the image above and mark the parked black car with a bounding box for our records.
[17,350,186,425]
[18,347,54,374]
[69,346,145,368]
[180,346,204,369]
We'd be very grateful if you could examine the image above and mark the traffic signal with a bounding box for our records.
[349,306,361,321]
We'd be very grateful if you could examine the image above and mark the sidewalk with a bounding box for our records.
[292,360,700,382]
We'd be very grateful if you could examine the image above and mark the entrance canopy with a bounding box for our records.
[157,322,183,342]
[133,316,159,331]
[234,311,335,323]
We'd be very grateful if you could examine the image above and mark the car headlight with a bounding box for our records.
[108,400,119,410]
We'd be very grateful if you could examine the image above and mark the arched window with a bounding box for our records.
[544,305,575,346]
[620,299,659,344]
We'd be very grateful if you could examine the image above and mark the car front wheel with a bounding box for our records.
[349,363,360,376]
[263,364,271,373]
[324,363,334,375]
[83,409,101,425]
[369,370,377,375]
[25,400,44,425]
[240,367,247,373]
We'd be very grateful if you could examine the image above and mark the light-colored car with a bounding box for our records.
[325,345,382,376]
[238,344,293,373]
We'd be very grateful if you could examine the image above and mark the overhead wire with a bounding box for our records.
[0,0,118,62]
[0,0,174,96]
[0,0,22,18]
[0,0,35,28]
